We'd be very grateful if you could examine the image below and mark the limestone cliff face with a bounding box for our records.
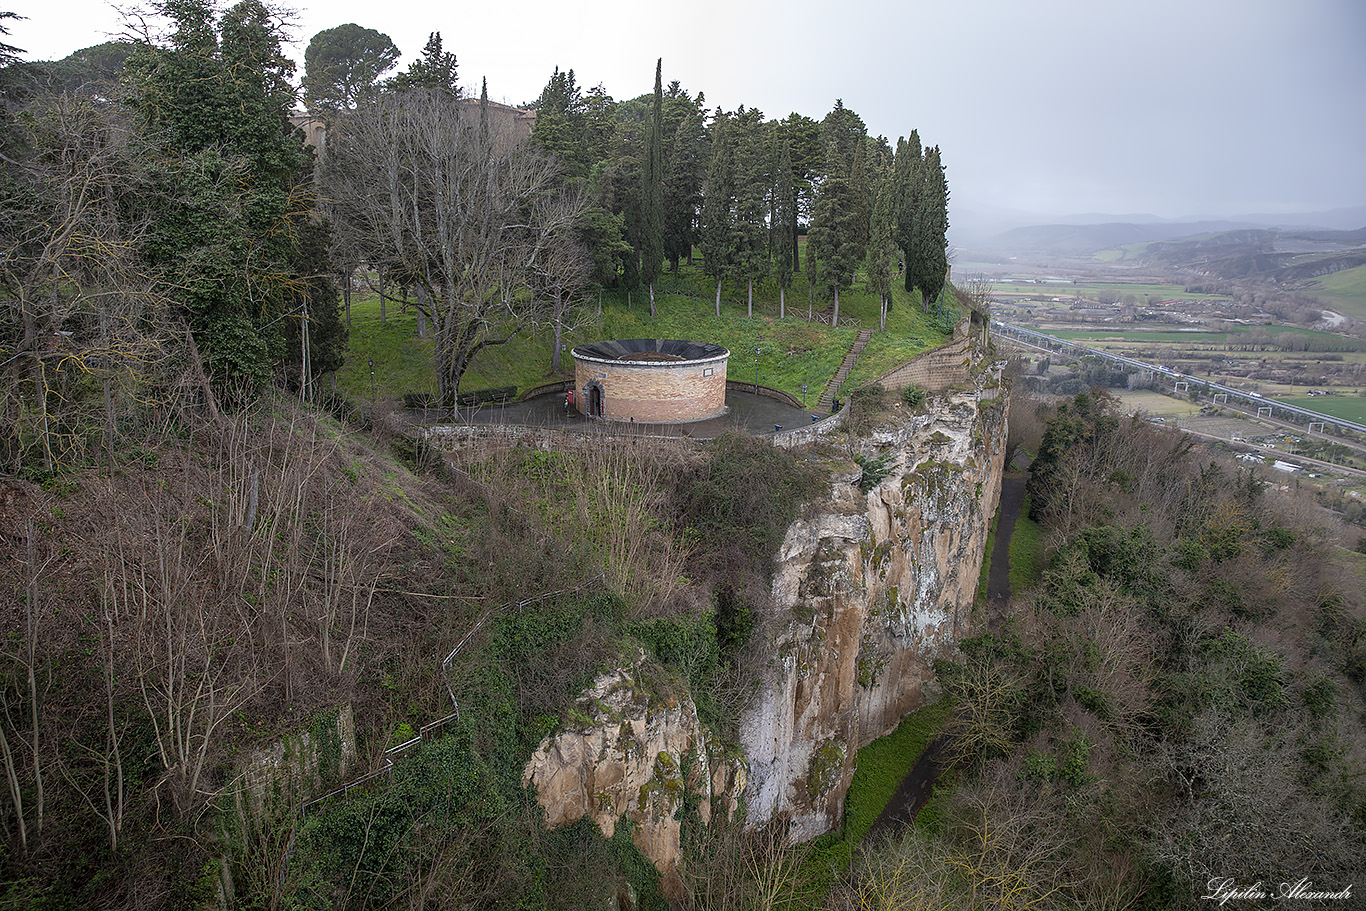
[522,383,1007,879]
[742,387,1008,839]
[522,655,746,901]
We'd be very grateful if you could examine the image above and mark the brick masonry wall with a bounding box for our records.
[874,337,974,392]
[574,357,728,423]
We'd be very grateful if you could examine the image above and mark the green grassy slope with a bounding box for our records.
[335,266,956,405]
[1313,264,1366,322]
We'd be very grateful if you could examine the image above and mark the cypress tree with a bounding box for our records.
[915,145,950,312]
[641,58,664,314]
[732,107,770,317]
[772,135,795,315]
[866,174,897,330]
[893,131,922,295]
[700,109,736,315]
[663,104,706,273]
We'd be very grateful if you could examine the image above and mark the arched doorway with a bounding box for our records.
[588,383,604,416]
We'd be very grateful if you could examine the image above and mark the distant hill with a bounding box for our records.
[980,220,1261,258]
[1140,227,1366,282]
[953,203,1366,258]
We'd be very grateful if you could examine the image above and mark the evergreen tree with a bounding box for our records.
[640,58,664,313]
[661,84,707,274]
[285,218,348,391]
[530,67,585,174]
[391,31,458,96]
[699,109,736,315]
[732,106,770,316]
[809,133,862,327]
[893,131,922,295]
[776,112,821,272]
[913,144,950,312]
[662,103,706,273]
[125,0,329,398]
[866,173,897,330]
[819,99,866,180]
[301,23,399,115]
[772,134,795,314]
[0,11,20,64]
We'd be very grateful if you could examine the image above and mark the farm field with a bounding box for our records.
[1313,264,1366,323]
[1111,389,1202,418]
[988,280,1223,301]
[1049,325,1362,351]
[1280,395,1366,425]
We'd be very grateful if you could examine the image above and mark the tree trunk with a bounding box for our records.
[832,287,840,328]
[184,328,223,427]
[747,278,753,318]
[780,285,785,320]
[21,304,52,475]
[379,275,387,325]
[649,283,656,318]
[715,278,722,317]
[343,279,352,327]
[552,287,563,373]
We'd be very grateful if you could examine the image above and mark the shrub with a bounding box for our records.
[900,383,927,408]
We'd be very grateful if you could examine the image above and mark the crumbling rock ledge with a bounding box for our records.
[523,382,1007,888]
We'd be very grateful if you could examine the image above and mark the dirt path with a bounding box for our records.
[864,468,1028,840]
[987,472,1028,604]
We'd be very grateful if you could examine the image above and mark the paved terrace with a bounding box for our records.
[412,388,828,441]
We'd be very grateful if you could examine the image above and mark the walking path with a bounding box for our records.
[817,329,874,411]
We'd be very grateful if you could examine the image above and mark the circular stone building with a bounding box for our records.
[570,339,729,423]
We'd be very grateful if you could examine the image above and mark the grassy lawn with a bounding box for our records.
[334,264,956,405]
[1280,395,1366,424]
[1008,494,1045,593]
[796,699,955,901]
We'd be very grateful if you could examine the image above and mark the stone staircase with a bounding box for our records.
[817,328,873,412]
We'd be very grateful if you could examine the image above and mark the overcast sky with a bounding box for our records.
[10,0,1366,227]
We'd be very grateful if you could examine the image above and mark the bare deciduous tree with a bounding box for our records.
[0,92,177,474]
[326,90,589,410]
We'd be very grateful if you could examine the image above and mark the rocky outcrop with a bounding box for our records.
[522,655,746,901]
[742,386,1008,839]
[523,380,1008,879]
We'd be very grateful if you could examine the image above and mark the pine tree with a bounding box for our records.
[301,23,399,115]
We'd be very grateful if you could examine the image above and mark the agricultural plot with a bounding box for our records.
[1280,396,1366,425]
[1111,389,1202,418]
[1313,264,1366,323]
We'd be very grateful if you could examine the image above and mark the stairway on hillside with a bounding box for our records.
[817,328,873,412]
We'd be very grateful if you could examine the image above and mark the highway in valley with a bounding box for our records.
[991,319,1366,436]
